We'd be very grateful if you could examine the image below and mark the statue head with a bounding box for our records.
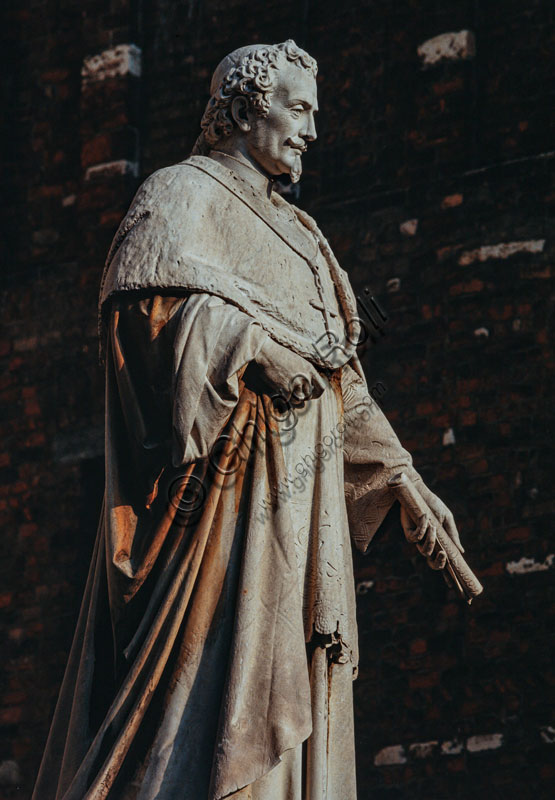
[193,39,318,183]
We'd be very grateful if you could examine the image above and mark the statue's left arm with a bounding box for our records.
[342,358,463,564]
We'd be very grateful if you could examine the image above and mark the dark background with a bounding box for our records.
[1,0,554,797]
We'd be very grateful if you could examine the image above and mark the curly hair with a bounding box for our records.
[192,39,317,156]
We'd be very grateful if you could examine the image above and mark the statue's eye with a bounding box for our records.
[290,106,304,117]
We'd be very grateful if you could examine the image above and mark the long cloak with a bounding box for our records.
[33,157,419,800]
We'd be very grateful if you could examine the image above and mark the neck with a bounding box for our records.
[209,146,274,198]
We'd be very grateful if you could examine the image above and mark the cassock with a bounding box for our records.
[32,153,419,800]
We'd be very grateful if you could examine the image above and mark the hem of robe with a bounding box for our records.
[227,644,357,800]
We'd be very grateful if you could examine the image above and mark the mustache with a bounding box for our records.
[285,138,308,153]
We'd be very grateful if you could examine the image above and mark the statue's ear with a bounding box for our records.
[231,96,252,132]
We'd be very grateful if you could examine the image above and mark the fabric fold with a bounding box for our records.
[98,156,359,370]
[32,296,311,800]
[342,358,420,552]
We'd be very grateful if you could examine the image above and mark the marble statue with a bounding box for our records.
[33,39,469,800]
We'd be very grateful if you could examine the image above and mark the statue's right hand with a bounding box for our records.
[253,338,327,407]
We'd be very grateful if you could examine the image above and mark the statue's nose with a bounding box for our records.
[303,113,317,142]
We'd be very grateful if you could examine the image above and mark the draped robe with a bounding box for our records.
[33,155,419,800]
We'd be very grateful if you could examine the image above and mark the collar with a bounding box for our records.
[209,150,274,199]
[187,156,319,263]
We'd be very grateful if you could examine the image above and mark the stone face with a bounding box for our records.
[81,44,142,84]
[417,31,476,67]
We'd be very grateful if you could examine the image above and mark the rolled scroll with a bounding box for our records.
[387,471,483,604]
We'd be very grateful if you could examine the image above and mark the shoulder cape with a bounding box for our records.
[99,156,360,368]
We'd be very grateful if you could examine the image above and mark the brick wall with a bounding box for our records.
[1,1,553,797]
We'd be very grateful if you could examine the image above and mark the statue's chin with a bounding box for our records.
[289,154,302,184]
[290,169,301,184]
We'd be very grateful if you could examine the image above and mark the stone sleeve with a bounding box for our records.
[341,358,421,552]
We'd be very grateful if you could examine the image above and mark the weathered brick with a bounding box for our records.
[417,31,476,68]
[81,44,142,85]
